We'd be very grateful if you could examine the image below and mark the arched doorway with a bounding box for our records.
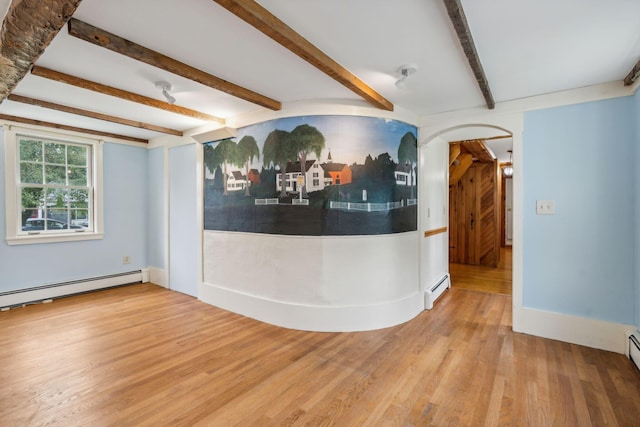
[419,115,523,329]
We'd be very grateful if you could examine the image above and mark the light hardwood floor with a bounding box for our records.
[450,247,513,295]
[1,283,639,426]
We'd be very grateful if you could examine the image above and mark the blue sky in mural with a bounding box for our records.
[228,115,417,169]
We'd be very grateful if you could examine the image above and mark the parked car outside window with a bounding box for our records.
[22,218,84,231]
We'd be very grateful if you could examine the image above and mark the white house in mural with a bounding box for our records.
[277,160,329,193]
[394,163,415,187]
[227,171,249,192]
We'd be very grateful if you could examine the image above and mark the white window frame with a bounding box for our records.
[4,125,104,245]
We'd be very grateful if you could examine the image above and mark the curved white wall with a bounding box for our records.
[201,231,421,331]
[198,102,424,332]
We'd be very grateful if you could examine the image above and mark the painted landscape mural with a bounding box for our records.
[203,115,417,236]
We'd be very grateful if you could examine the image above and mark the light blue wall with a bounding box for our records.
[523,97,636,324]
[0,137,148,292]
[147,147,164,269]
[635,89,640,330]
[168,144,199,297]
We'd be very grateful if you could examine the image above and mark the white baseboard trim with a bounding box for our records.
[515,307,636,354]
[199,281,423,332]
[0,271,143,309]
[147,267,168,288]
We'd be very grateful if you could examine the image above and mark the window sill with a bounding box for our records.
[6,232,104,246]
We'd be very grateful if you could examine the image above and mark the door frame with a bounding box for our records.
[420,114,523,331]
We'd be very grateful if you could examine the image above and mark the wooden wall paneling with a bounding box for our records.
[449,162,499,267]
[449,153,473,185]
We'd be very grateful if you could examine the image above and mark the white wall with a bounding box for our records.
[195,103,424,331]
[201,231,421,331]
[418,135,449,291]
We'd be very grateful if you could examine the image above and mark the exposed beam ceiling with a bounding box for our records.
[0,0,82,102]
[0,113,148,144]
[623,57,640,86]
[460,139,496,163]
[31,66,223,123]
[7,94,183,136]
[442,0,495,110]
[212,0,394,112]
[67,18,281,111]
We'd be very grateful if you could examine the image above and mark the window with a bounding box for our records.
[4,126,103,245]
[313,179,319,186]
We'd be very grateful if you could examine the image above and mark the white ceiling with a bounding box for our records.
[0,0,638,155]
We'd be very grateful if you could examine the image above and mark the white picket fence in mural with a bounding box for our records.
[254,198,279,205]
[329,200,404,212]
[254,198,416,210]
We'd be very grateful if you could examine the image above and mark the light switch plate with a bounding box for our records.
[536,200,555,215]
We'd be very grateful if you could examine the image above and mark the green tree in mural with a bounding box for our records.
[397,131,418,198]
[204,143,222,189]
[263,129,293,198]
[287,124,325,197]
[204,138,238,196]
[236,135,260,197]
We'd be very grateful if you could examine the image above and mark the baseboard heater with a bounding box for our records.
[630,332,640,373]
[0,270,144,309]
[425,274,451,310]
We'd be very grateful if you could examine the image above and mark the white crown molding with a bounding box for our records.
[225,99,419,130]
[418,80,634,128]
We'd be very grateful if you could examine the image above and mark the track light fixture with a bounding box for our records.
[395,64,418,89]
[155,81,176,104]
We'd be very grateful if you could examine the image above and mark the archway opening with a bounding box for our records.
[420,123,515,298]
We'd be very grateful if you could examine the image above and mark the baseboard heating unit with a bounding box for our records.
[630,332,640,373]
[0,270,144,309]
[425,274,450,310]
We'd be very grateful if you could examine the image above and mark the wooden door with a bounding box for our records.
[449,162,499,267]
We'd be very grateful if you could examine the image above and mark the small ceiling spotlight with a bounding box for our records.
[155,81,176,104]
[395,63,418,89]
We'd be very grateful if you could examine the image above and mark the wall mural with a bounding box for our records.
[203,115,417,236]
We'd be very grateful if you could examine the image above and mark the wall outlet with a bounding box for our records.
[123,256,130,264]
[536,200,555,215]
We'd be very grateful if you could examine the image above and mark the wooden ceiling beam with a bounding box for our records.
[442,0,495,109]
[8,94,183,136]
[0,0,82,102]
[67,18,281,111]
[460,139,495,163]
[449,143,461,166]
[212,0,394,111]
[31,66,224,123]
[623,57,640,86]
[449,153,473,185]
[0,114,148,144]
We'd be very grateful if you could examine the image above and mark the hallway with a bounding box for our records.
[449,247,512,295]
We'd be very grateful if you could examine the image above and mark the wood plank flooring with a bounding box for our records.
[450,246,513,295]
[1,283,639,426]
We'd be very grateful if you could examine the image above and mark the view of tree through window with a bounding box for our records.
[18,136,92,232]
